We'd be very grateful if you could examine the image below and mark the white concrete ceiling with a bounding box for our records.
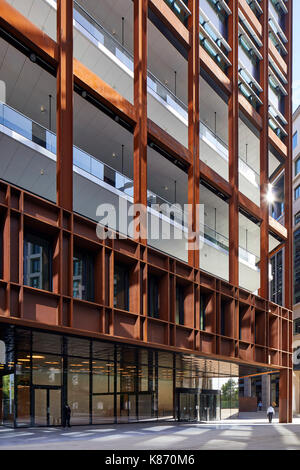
[0,38,56,131]
[6,0,56,40]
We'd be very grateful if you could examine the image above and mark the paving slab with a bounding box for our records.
[1,416,300,450]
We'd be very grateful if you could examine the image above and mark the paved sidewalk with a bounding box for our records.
[1,415,300,450]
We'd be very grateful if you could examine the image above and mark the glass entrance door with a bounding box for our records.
[178,392,198,422]
[200,392,220,422]
[117,394,137,423]
[1,374,15,427]
[34,387,61,426]
[177,390,220,422]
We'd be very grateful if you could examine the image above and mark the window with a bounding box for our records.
[239,308,242,340]
[220,300,226,336]
[295,185,300,200]
[294,229,300,305]
[239,379,245,398]
[200,294,206,331]
[148,275,160,318]
[296,158,300,176]
[293,132,298,150]
[73,250,94,301]
[114,263,129,310]
[24,233,52,291]
[294,318,300,334]
[270,249,283,306]
[176,285,184,325]
[295,212,300,227]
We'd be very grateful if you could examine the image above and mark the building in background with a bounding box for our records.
[293,105,300,416]
[0,0,293,427]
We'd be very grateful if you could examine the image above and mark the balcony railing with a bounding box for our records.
[201,224,229,251]
[0,102,56,154]
[163,0,191,24]
[73,1,134,73]
[0,101,261,270]
[200,120,260,188]
[72,0,261,187]
[201,224,260,268]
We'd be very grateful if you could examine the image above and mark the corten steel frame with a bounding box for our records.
[0,0,293,422]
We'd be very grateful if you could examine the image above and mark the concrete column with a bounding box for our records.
[262,375,270,411]
[244,378,252,398]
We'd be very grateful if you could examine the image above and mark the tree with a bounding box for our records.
[221,379,239,408]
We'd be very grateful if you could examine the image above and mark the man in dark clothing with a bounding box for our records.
[64,404,71,428]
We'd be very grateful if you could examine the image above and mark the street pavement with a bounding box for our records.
[1,413,300,450]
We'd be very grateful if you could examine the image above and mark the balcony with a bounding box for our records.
[199,0,232,72]
[7,0,262,198]
[0,99,261,292]
[73,0,259,196]
[163,0,191,25]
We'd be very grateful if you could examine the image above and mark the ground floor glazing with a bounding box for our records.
[0,324,273,427]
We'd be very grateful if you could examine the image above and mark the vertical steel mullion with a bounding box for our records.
[89,340,92,425]
[62,336,68,427]
[114,344,117,424]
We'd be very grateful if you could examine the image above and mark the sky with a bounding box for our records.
[293,1,300,111]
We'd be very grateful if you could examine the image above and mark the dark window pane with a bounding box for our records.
[294,229,300,304]
[73,250,94,301]
[148,275,160,318]
[114,263,129,310]
[176,285,184,325]
[270,249,284,306]
[293,132,298,150]
[295,158,300,176]
[24,233,52,291]
[200,294,206,331]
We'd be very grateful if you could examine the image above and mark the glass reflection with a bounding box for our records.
[68,358,90,425]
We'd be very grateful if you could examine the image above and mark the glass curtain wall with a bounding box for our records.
[0,325,277,426]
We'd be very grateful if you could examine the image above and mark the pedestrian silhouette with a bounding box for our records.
[64,404,71,428]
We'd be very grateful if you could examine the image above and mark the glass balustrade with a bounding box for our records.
[0,102,56,154]
[73,2,134,74]
[200,120,260,189]
[238,246,260,268]
[0,99,261,270]
[201,224,229,251]
[74,1,259,190]
[201,223,259,269]
[200,121,228,160]
[74,2,188,122]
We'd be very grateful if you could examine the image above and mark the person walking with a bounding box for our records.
[258,400,263,412]
[64,403,71,428]
[267,404,275,423]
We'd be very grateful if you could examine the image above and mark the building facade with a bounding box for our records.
[293,105,300,416]
[0,0,293,427]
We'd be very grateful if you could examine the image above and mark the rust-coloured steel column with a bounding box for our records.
[188,0,200,268]
[56,0,73,211]
[228,0,239,286]
[279,367,293,423]
[259,0,269,299]
[284,0,293,312]
[133,0,148,243]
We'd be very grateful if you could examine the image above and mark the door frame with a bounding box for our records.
[176,388,221,422]
[176,389,200,422]
[32,385,62,427]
